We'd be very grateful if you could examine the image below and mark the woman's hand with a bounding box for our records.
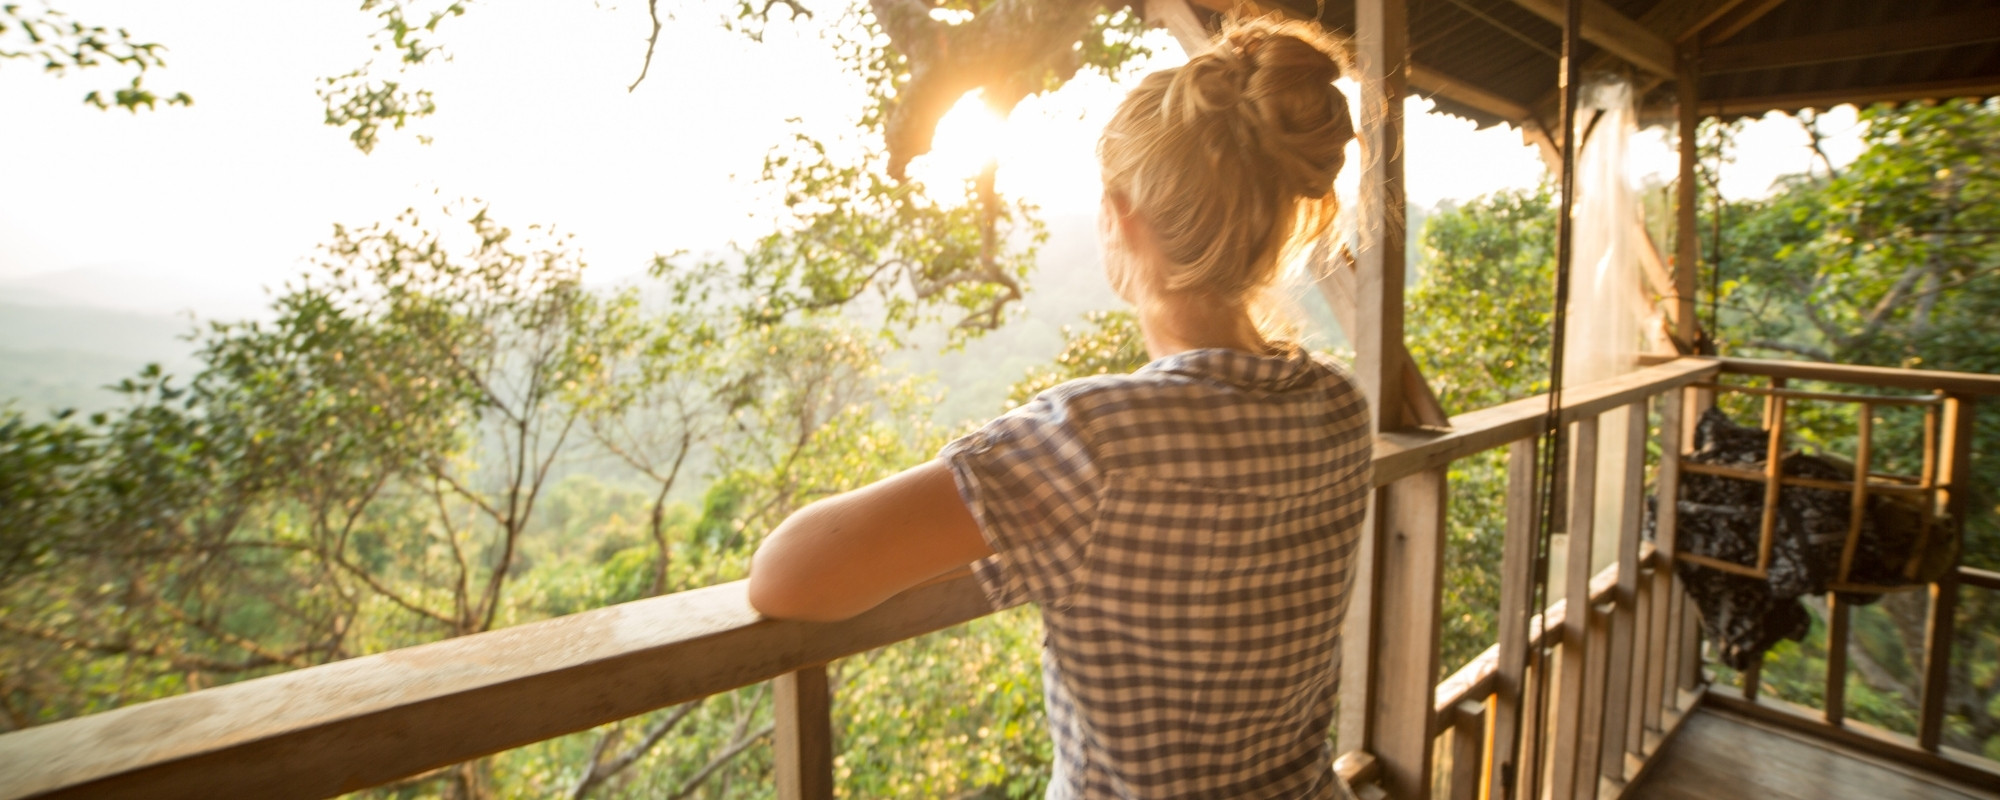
[746,460,992,622]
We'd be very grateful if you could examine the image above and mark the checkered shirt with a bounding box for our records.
[940,346,1372,800]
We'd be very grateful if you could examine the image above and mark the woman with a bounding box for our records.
[748,18,1373,799]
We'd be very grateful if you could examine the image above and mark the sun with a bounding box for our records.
[907,92,1012,186]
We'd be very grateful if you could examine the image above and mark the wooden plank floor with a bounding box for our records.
[1623,707,2000,800]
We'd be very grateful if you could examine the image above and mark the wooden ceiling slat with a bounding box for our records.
[1700,8,2000,76]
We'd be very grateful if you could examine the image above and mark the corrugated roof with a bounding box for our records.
[1243,0,2000,129]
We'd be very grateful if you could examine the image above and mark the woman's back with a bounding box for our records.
[944,347,1371,798]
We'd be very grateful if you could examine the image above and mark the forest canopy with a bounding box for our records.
[4,1,1999,796]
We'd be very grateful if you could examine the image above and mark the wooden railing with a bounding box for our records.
[1,356,1993,800]
[1671,357,2000,791]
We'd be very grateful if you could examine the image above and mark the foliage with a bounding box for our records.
[1710,97,2000,757]
[1405,186,1558,670]
[0,1,189,110]
[1007,309,1146,406]
[734,130,1045,341]
[318,0,467,152]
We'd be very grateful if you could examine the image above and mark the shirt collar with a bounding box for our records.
[1139,344,1318,393]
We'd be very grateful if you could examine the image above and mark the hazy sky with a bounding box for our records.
[1,1,1860,314]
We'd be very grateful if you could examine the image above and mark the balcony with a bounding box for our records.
[3,355,1994,799]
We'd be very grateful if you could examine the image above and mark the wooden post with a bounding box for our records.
[1575,603,1612,800]
[1598,402,1647,781]
[1549,417,1598,800]
[1652,389,1687,711]
[1516,655,1547,800]
[1629,565,1654,753]
[1754,380,1787,575]
[1354,0,1410,433]
[1367,469,1449,800]
[1488,440,1540,798]
[1673,45,1701,349]
[1346,0,1415,784]
[1677,588,1702,693]
[1918,395,1976,751]
[1449,699,1488,800]
[1824,594,1851,727]
[775,666,834,800]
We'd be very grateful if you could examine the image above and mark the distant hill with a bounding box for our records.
[0,303,202,417]
[0,267,272,320]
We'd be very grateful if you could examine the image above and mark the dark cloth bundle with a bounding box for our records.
[1644,408,1940,670]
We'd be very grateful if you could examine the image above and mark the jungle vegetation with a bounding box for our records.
[3,1,1997,796]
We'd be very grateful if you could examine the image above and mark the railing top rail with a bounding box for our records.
[0,576,996,800]
[0,356,1715,800]
[1373,358,1717,486]
[1642,354,2000,396]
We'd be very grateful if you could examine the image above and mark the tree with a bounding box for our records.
[0,2,190,111]
[1713,98,2000,757]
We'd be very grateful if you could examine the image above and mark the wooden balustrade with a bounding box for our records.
[7,355,1998,800]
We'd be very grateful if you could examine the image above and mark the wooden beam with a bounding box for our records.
[1354,0,1411,435]
[1700,9,2000,75]
[1501,0,1675,78]
[1410,65,1533,123]
[1143,0,1213,56]
[1651,0,1761,44]
[1673,50,1701,349]
[1686,355,2000,396]
[0,576,996,800]
[1368,467,1449,800]
[1523,0,1748,140]
[1372,358,1718,486]
[1698,0,1789,47]
[1689,76,2000,118]
[1313,248,1451,428]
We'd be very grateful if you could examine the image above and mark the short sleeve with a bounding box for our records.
[938,391,1102,610]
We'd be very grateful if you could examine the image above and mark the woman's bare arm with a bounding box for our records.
[746,460,992,622]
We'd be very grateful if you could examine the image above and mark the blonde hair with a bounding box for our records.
[1098,17,1354,308]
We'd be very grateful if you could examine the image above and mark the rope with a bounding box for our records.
[1508,1,1580,798]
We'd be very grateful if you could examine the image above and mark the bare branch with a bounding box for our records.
[628,0,665,92]
[667,724,772,800]
[570,700,705,799]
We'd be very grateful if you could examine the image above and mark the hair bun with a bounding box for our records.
[1165,21,1353,202]
[1096,17,1355,305]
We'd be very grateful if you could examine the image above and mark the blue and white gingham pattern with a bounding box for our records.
[941,346,1372,799]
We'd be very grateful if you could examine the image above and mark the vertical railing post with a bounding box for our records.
[1489,439,1540,797]
[1448,699,1487,800]
[1368,469,1449,800]
[1576,603,1612,800]
[1549,417,1599,800]
[1918,395,1976,751]
[1628,564,1654,754]
[1598,401,1647,783]
[1649,388,1683,719]
[1824,594,1851,727]
[775,666,834,800]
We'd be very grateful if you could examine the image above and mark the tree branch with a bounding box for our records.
[570,700,705,799]
[628,0,665,92]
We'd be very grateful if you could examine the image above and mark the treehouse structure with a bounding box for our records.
[3,1,2000,799]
